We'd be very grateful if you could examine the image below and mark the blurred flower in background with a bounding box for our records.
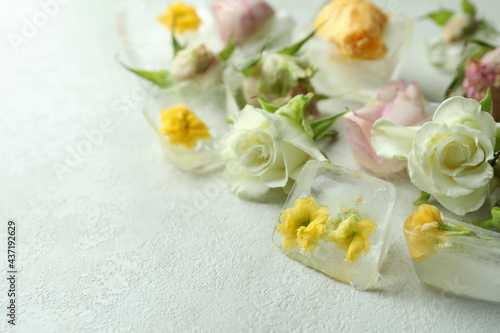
[212,0,275,45]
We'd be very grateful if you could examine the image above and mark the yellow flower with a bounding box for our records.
[314,0,388,60]
[277,196,333,253]
[157,2,202,34]
[159,104,211,149]
[403,204,450,262]
[328,214,377,264]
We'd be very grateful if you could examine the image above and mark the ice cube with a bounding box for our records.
[272,160,398,290]
[303,13,413,103]
[142,84,230,173]
[404,214,500,303]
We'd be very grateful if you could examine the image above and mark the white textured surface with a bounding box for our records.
[1,0,500,332]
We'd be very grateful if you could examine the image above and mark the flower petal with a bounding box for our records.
[354,219,377,238]
[223,161,269,199]
[346,235,364,264]
[432,96,497,143]
[371,118,419,159]
[434,187,488,216]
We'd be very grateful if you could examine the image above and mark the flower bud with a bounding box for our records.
[171,45,222,85]
[442,12,471,44]
[212,0,274,45]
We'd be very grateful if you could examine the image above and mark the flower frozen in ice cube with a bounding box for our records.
[314,0,389,61]
[304,0,413,102]
[403,204,500,303]
[326,213,377,264]
[159,104,212,149]
[272,161,398,290]
[212,0,275,45]
[277,196,333,254]
[157,2,202,34]
[171,44,223,86]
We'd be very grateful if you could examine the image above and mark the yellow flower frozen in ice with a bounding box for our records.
[328,213,377,264]
[277,196,333,254]
[159,104,211,149]
[403,204,450,262]
[157,2,202,34]
[314,0,388,60]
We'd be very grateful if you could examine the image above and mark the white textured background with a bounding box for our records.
[1,0,499,332]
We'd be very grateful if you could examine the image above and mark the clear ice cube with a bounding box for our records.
[303,13,413,103]
[142,84,230,173]
[272,160,398,290]
[404,217,500,303]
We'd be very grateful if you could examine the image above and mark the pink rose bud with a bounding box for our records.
[212,0,274,45]
[343,80,426,176]
[463,47,500,100]
[463,47,500,120]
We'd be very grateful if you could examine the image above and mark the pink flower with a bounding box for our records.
[463,47,500,120]
[343,80,426,176]
[212,0,274,45]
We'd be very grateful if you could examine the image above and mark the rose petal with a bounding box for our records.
[432,96,497,143]
[371,118,419,159]
[434,187,488,216]
[223,161,270,199]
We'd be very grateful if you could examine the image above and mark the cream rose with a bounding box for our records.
[372,96,497,215]
[220,94,327,200]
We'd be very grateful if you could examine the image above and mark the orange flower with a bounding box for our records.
[314,0,388,60]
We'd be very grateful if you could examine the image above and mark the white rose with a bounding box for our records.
[220,94,327,200]
[372,96,497,215]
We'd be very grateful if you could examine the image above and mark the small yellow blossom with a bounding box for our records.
[403,204,450,262]
[314,0,388,60]
[277,196,333,254]
[157,2,202,34]
[327,213,377,264]
[159,104,211,149]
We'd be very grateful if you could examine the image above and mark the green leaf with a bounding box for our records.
[276,93,314,137]
[467,40,496,58]
[466,207,500,229]
[257,97,279,113]
[462,0,476,17]
[494,127,500,152]
[413,191,431,206]
[480,87,493,114]
[477,19,499,37]
[278,26,318,56]
[239,47,264,76]
[315,94,331,102]
[219,36,237,62]
[172,33,185,56]
[310,111,347,141]
[120,62,174,88]
[170,16,186,56]
[426,9,454,26]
